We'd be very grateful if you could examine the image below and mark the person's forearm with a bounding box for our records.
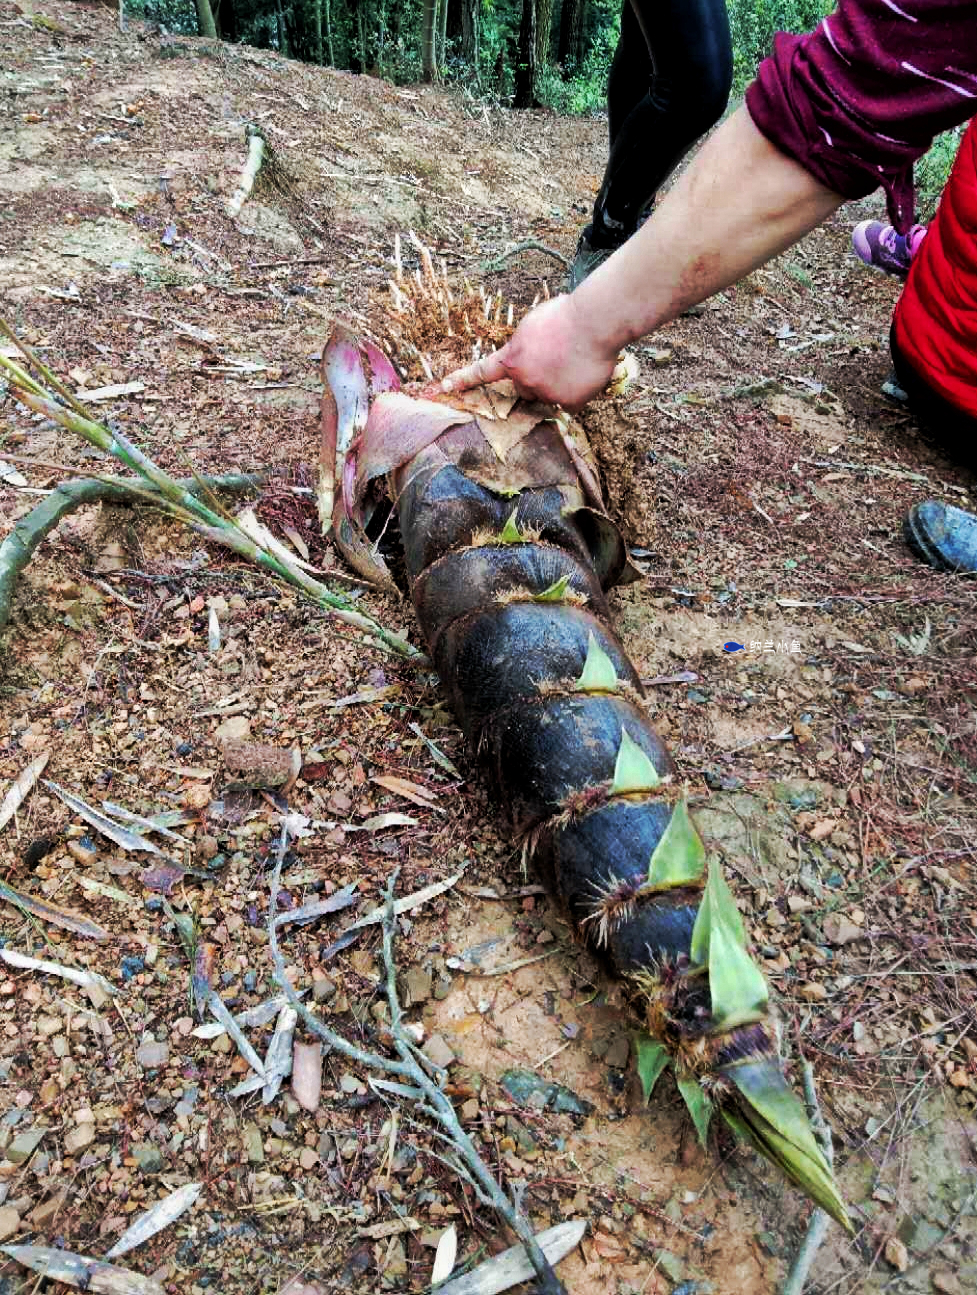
[572,105,846,352]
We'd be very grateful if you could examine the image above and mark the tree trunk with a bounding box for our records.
[557,0,583,74]
[459,0,478,68]
[535,0,553,71]
[438,0,449,70]
[513,0,536,108]
[421,0,439,83]
[195,0,217,40]
[356,0,367,72]
[324,0,334,65]
[275,0,290,56]
[311,0,323,64]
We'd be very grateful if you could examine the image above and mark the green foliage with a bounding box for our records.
[727,1,834,95]
[916,125,964,221]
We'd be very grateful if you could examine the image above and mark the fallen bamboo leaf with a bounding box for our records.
[235,506,318,573]
[408,722,462,778]
[372,773,441,809]
[207,990,266,1077]
[46,782,167,855]
[432,1220,587,1295]
[345,812,418,833]
[272,883,358,929]
[0,947,115,995]
[466,950,559,977]
[102,801,192,845]
[283,525,310,561]
[0,753,49,832]
[77,876,139,906]
[0,880,110,941]
[358,1217,420,1240]
[431,1223,458,1287]
[262,1004,297,1104]
[104,1182,203,1260]
[1,1246,165,1294]
[192,993,304,1039]
[73,381,146,402]
[346,869,466,931]
[368,1076,425,1101]
[0,460,30,488]
[324,684,399,710]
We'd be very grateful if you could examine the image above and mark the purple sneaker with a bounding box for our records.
[852,221,927,279]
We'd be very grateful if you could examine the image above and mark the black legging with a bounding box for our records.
[590,0,733,248]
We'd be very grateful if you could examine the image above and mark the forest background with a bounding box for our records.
[127,0,961,216]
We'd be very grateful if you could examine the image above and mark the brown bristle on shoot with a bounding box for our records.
[373,231,520,382]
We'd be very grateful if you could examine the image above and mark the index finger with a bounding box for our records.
[438,349,509,395]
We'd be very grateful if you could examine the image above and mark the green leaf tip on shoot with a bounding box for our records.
[610,728,661,796]
[676,1073,713,1147]
[498,507,523,544]
[689,860,746,968]
[575,631,619,692]
[635,1034,670,1104]
[532,574,571,604]
[723,1060,852,1232]
[706,917,769,1030]
[646,799,706,889]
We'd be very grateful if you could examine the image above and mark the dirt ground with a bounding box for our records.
[1,5,976,1294]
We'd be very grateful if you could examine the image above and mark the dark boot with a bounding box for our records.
[904,501,977,573]
[567,226,621,291]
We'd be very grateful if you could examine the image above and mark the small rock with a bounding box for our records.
[243,1123,265,1164]
[30,1190,67,1228]
[299,1147,318,1171]
[932,1272,962,1294]
[605,1036,630,1069]
[64,1124,95,1156]
[66,837,97,865]
[135,1040,170,1070]
[292,1042,323,1113]
[884,1236,909,1272]
[182,783,211,811]
[823,914,863,946]
[36,1015,62,1038]
[384,1238,407,1278]
[460,1099,480,1122]
[223,742,295,789]
[339,1073,359,1095]
[403,967,432,1006]
[504,1115,535,1154]
[5,1129,46,1165]
[765,907,787,928]
[0,1206,19,1242]
[653,1249,684,1283]
[215,715,251,745]
[196,834,220,861]
[312,973,336,1003]
[133,1143,164,1175]
[798,982,828,1002]
[422,1034,455,1070]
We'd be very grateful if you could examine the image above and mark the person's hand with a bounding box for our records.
[435,293,620,411]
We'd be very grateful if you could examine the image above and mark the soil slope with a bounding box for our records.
[1,7,976,1295]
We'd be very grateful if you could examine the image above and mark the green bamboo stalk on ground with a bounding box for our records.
[0,321,422,660]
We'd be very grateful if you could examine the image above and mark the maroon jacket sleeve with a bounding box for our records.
[746,1,977,232]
